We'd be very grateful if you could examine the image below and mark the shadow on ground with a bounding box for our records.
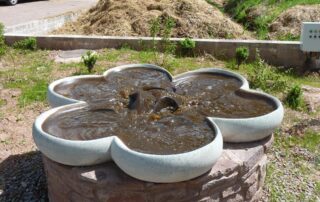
[0,151,48,202]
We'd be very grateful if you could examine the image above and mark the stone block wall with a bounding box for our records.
[43,135,273,202]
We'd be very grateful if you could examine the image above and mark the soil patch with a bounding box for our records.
[53,0,251,39]
[302,85,320,113]
[0,89,45,154]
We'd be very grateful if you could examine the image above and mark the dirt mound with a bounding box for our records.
[54,0,251,39]
[269,5,320,39]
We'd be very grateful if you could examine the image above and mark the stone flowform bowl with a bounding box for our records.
[33,64,283,183]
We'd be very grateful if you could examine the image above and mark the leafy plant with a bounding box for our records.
[161,16,176,69]
[13,37,37,51]
[235,46,249,67]
[180,38,196,56]
[285,84,304,110]
[180,38,196,50]
[245,53,288,92]
[81,51,98,73]
[150,18,161,65]
[0,23,6,57]
[149,16,176,71]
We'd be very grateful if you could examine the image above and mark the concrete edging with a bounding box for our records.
[2,7,310,69]
[4,11,79,35]
[4,34,307,69]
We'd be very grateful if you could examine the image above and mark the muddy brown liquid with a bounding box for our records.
[46,68,277,154]
[174,73,276,118]
[54,68,173,102]
[42,104,215,154]
[54,76,108,101]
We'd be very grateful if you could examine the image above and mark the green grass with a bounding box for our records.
[266,130,320,201]
[0,98,5,118]
[226,58,320,96]
[58,62,82,71]
[129,50,155,64]
[104,49,123,62]
[290,131,320,153]
[18,80,48,107]
[0,138,12,145]
[227,59,289,93]
[0,49,53,107]
[0,48,224,106]
[316,181,320,193]
[0,47,319,108]
[0,98,6,107]
[224,0,320,39]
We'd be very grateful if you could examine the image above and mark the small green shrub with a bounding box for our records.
[285,84,304,110]
[246,54,288,93]
[0,23,6,56]
[81,51,98,73]
[161,16,176,69]
[150,18,161,38]
[149,16,176,71]
[180,38,196,50]
[235,46,249,67]
[150,18,161,64]
[180,38,196,56]
[13,37,37,50]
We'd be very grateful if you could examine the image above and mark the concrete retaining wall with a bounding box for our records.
[3,7,315,70]
[4,12,79,35]
[5,34,309,69]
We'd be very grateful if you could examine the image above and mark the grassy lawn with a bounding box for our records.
[224,0,320,39]
[0,47,319,201]
[266,129,320,201]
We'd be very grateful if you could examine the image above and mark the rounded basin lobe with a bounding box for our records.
[33,64,284,182]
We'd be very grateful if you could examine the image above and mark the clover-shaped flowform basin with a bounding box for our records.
[33,64,283,183]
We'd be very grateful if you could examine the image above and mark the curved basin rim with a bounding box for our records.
[34,102,115,144]
[50,67,248,107]
[102,63,173,81]
[111,117,221,158]
[173,68,283,120]
[210,88,283,121]
[34,102,222,157]
[48,75,103,105]
[48,64,173,106]
[173,67,250,90]
[47,66,283,129]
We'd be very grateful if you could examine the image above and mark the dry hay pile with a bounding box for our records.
[54,0,250,39]
[269,5,320,39]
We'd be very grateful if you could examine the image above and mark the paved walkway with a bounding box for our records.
[0,0,97,26]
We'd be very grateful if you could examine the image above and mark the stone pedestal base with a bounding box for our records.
[43,136,273,202]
